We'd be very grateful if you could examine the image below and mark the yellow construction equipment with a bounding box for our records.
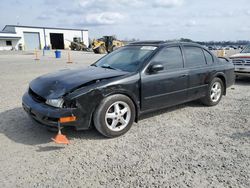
[92,36,124,54]
[68,37,88,51]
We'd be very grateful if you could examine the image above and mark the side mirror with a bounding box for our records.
[218,57,230,62]
[149,64,164,73]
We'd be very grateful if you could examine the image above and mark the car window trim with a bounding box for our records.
[142,45,185,74]
[203,49,214,64]
[182,45,207,68]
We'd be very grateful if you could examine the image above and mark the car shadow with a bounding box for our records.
[0,100,219,147]
[0,107,104,147]
[235,77,250,86]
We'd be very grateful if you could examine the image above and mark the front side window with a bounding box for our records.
[94,46,156,72]
[183,46,206,68]
[150,46,183,70]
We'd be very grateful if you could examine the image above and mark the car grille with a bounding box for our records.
[232,59,250,66]
[28,88,46,103]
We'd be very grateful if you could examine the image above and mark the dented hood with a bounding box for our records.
[29,66,128,99]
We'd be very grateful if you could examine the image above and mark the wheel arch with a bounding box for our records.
[104,91,139,122]
[90,90,139,124]
[213,73,227,95]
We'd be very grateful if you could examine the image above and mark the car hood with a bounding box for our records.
[29,66,128,99]
[230,53,250,58]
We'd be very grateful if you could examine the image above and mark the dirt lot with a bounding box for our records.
[0,51,249,188]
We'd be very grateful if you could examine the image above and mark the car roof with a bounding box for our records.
[128,40,204,48]
[128,41,165,45]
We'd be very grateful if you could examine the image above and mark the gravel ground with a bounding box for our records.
[0,51,249,188]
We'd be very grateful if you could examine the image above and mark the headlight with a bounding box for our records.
[46,98,64,108]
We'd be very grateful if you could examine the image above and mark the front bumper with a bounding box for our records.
[22,92,81,129]
[234,66,250,77]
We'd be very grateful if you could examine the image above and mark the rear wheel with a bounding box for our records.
[94,94,135,137]
[201,77,224,106]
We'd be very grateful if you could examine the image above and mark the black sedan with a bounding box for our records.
[22,41,235,137]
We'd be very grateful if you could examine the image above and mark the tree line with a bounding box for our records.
[178,38,249,46]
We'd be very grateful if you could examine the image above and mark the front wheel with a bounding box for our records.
[201,77,224,106]
[93,94,135,137]
[97,45,107,54]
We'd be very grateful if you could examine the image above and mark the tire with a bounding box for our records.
[98,45,107,54]
[93,48,99,54]
[93,94,135,138]
[201,77,224,106]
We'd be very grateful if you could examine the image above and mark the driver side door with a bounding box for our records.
[140,46,189,111]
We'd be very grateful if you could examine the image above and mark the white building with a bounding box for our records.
[0,25,89,51]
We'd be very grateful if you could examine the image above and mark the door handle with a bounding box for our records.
[180,74,188,78]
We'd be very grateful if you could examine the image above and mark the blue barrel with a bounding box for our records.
[55,50,61,58]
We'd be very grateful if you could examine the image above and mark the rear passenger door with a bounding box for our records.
[182,45,210,100]
[141,46,189,111]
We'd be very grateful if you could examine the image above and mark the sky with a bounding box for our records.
[1,0,250,41]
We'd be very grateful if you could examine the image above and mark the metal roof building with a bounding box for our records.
[0,25,89,51]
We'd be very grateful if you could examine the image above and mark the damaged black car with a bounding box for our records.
[22,41,235,137]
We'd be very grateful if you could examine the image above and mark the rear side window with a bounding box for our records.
[203,50,214,64]
[151,46,183,70]
[183,46,206,68]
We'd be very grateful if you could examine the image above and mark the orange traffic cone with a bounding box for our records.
[67,51,73,64]
[34,49,40,60]
[51,123,69,144]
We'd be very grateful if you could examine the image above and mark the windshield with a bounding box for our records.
[94,46,157,72]
[241,45,250,53]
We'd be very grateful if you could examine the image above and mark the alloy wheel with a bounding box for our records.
[210,82,222,102]
[105,101,131,132]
